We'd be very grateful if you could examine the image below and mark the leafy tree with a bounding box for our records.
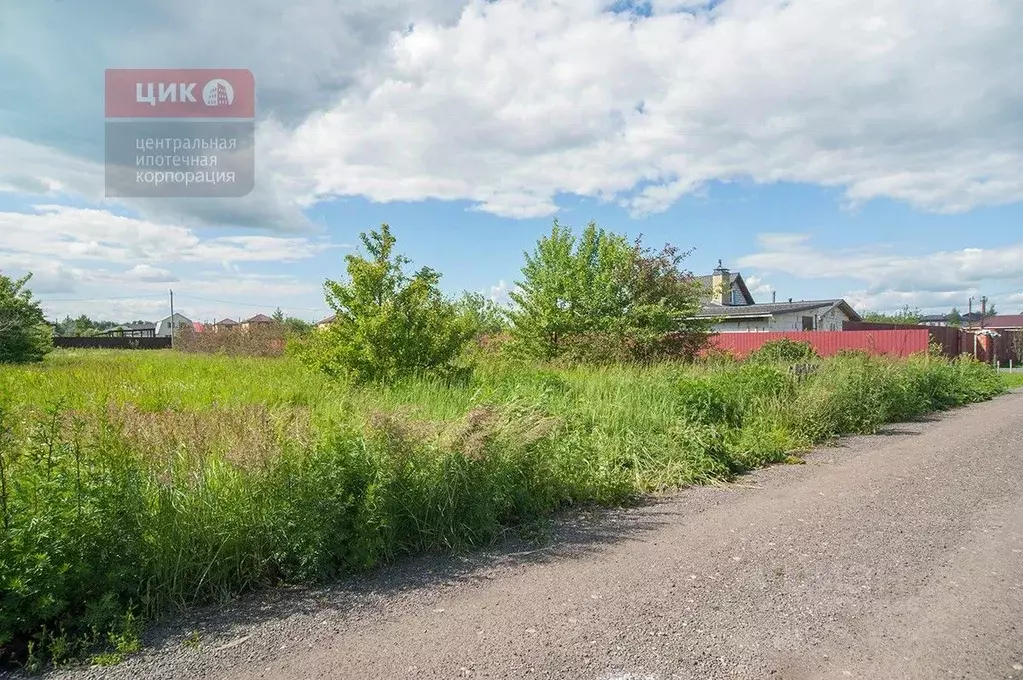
[508,220,709,362]
[947,307,963,327]
[508,221,632,359]
[862,305,922,325]
[272,307,285,323]
[623,238,709,360]
[53,314,118,337]
[455,292,509,338]
[294,224,474,383]
[0,272,53,363]
[283,316,313,335]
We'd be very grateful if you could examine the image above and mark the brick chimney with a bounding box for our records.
[711,260,730,305]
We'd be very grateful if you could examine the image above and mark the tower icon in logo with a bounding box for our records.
[202,79,235,107]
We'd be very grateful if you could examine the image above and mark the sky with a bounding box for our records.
[1,0,1022,324]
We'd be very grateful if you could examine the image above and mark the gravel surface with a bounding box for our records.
[17,392,1023,680]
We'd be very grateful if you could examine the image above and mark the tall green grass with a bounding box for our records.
[0,349,1005,666]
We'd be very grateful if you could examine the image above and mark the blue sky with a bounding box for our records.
[2,0,1022,323]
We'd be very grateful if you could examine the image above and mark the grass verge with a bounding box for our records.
[0,349,1005,667]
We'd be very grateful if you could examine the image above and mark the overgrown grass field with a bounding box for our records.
[0,349,1007,667]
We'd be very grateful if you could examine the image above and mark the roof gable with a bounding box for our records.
[695,299,861,321]
[696,271,756,306]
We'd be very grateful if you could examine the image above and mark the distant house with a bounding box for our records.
[971,315,1023,331]
[240,314,275,332]
[918,314,950,327]
[192,322,205,333]
[919,312,984,327]
[692,262,861,332]
[213,318,239,333]
[154,313,193,337]
[315,314,336,331]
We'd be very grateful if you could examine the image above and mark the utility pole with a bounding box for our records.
[968,297,973,328]
[980,296,987,330]
[169,289,175,349]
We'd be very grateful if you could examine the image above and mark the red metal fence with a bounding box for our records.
[708,330,931,359]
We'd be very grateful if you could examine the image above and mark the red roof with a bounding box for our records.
[976,315,1023,329]
[192,322,205,332]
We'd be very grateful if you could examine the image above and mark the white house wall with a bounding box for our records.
[154,312,194,337]
[710,306,852,333]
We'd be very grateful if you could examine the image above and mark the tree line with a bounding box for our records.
[292,221,711,382]
[2,220,713,370]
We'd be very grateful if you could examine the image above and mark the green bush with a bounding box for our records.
[293,225,475,384]
[507,221,711,363]
[0,272,53,365]
[747,338,819,364]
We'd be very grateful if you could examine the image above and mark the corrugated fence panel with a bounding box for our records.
[708,330,931,358]
[53,337,172,350]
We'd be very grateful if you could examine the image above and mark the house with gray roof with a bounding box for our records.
[693,262,861,332]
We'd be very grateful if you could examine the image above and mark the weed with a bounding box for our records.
[0,349,1005,667]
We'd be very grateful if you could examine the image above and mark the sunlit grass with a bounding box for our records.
[0,348,1006,666]
[1000,370,1023,389]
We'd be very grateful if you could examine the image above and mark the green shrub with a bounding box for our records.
[507,221,711,364]
[747,338,819,364]
[0,272,53,365]
[293,225,475,384]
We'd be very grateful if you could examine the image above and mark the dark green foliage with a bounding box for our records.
[508,221,710,363]
[53,315,121,338]
[294,225,475,383]
[0,273,53,364]
[747,338,819,364]
[454,292,509,338]
[862,305,923,325]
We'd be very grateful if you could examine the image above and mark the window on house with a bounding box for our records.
[801,316,814,331]
[730,289,742,305]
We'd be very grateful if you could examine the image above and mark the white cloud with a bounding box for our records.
[6,0,1023,226]
[487,279,518,305]
[0,205,336,265]
[0,135,317,234]
[738,232,1023,313]
[743,275,773,296]
[125,264,178,283]
[275,0,1023,218]
[0,205,341,321]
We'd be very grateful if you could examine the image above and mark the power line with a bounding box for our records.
[38,293,167,303]
[37,292,330,312]
[173,293,330,312]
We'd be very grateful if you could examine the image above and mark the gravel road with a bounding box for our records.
[29,392,1023,680]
